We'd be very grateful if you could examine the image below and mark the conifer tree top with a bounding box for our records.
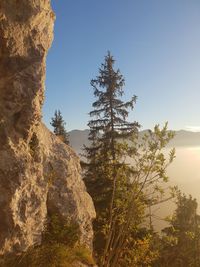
[88,51,140,140]
[50,110,69,145]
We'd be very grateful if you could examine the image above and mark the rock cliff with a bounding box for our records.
[0,0,95,257]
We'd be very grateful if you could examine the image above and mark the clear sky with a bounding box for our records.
[43,0,200,131]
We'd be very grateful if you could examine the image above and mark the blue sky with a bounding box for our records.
[43,0,200,131]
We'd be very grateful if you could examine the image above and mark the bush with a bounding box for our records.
[0,244,95,267]
[43,214,80,247]
[0,214,95,267]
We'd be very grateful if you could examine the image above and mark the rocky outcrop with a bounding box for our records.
[0,0,95,257]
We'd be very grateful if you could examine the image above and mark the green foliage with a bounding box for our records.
[43,214,80,247]
[0,214,94,267]
[100,124,175,267]
[83,52,141,266]
[118,232,159,267]
[50,110,69,145]
[155,192,200,267]
[0,244,94,267]
[128,122,176,205]
[83,52,175,267]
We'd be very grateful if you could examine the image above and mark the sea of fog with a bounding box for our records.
[167,146,200,197]
[152,146,200,231]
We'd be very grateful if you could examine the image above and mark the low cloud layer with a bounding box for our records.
[185,126,200,132]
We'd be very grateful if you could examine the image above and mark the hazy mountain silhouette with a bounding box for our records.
[69,129,90,153]
[168,130,200,147]
[69,129,200,152]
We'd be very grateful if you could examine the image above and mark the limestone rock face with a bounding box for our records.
[0,0,95,256]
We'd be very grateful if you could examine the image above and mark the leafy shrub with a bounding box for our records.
[43,214,80,247]
[0,244,94,267]
[0,214,95,267]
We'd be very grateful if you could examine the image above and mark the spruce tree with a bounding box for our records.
[50,110,69,145]
[83,52,140,266]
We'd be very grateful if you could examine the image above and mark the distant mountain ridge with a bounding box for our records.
[69,129,200,153]
[167,130,200,147]
[69,129,90,153]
